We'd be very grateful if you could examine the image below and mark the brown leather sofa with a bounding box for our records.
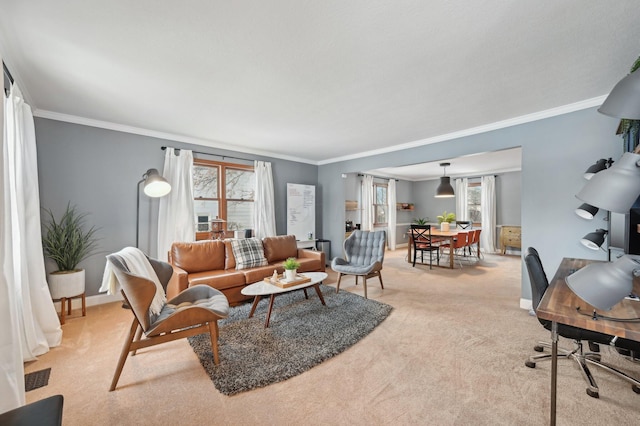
[167,235,325,305]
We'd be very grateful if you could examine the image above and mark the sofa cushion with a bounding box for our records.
[263,235,298,263]
[188,270,246,290]
[231,238,268,270]
[223,239,236,270]
[171,240,226,273]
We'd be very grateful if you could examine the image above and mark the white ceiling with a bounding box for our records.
[1,1,639,165]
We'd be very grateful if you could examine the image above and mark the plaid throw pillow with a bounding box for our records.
[231,238,268,270]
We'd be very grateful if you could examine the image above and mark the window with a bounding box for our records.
[467,179,481,223]
[193,159,254,237]
[373,183,388,225]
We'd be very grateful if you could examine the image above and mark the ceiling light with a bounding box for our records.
[435,162,455,198]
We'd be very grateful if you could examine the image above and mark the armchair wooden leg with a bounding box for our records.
[378,272,384,289]
[363,276,368,299]
[110,319,138,391]
[131,325,143,356]
[209,321,221,365]
[336,273,343,293]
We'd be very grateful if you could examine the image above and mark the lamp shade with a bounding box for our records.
[575,203,599,220]
[583,159,609,180]
[566,255,639,311]
[576,152,640,213]
[143,169,171,197]
[598,69,640,120]
[435,176,455,198]
[580,229,607,250]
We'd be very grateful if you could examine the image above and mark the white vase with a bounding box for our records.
[48,269,85,299]
[441,222,450,232]
[285,269,297,281]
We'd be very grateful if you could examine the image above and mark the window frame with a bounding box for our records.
[193,158,254,239]
[373,182,388,226]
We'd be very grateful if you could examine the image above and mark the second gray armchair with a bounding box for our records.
[331,230,386,299]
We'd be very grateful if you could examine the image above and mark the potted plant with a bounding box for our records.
[282,257,301,281]
[42,203,100,299]
[437,211,456,231]
[412,217,429,225]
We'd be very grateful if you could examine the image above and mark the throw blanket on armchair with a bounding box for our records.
[100,247,167,315]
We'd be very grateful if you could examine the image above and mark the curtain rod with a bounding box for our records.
[358,173,398,181]
[161,146,254,163]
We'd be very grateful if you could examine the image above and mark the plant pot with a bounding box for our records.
[48,269,85,299]
[284,269,297,281]
[441,222,450,232]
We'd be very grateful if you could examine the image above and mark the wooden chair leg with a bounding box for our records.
[378,271,384,289]
[110,319,138,391]
[336,273,343,293]
[131,325,143,356]
[209,321,221,365]
[363,276,368,299]
[59,297,66,325]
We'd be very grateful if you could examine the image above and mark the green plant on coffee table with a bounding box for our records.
[42,202,100,272]
[437,211,456,224]
[282,257,301,271]
[412,217,429,225]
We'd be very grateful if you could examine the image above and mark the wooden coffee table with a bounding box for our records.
[241,272,328,327]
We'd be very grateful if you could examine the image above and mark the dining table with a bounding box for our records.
[406,228,480,269]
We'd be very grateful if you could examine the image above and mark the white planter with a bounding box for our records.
[284,269,297,281]
[48,269,85,299]
[441,222,450,232]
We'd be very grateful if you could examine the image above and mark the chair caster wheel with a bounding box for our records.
[632,385,640,394]
[533,345,544,352]
[586,389,599,398]
[525,361,536,368]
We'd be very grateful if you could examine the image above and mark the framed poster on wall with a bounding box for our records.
[286,183,315,242]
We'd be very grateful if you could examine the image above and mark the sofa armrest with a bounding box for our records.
[166,265,189,299]
[297,249,325,271]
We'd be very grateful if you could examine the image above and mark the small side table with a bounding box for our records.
[53,293,86,325]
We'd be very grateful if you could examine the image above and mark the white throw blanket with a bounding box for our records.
[100,247,167,315]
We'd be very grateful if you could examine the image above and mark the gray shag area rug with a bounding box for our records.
[188,284,393,396]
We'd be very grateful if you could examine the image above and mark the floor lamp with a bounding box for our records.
[136,168,171,248]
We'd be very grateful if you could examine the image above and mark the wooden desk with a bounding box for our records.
[407,229,480,269]
[536,258,640,425]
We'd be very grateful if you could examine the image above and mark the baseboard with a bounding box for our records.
[520,298,532,311]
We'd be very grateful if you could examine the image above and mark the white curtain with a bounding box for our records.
[361,175,374,231]
[455,178,468,221]
[253,161,276,239]
[387,179,396,250]
[2,84,62,412]
[157,148,195,260]
[480,175,497,253]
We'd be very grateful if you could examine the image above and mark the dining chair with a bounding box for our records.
[439,231,469,268]
[409,224,440,269]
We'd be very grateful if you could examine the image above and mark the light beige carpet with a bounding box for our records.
[25,250,640,425]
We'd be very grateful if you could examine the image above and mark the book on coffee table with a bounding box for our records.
[264,274,312,288]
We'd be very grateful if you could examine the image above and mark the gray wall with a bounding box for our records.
[35,118,318,297]
[318,107,622,300]
[497,171,521,226]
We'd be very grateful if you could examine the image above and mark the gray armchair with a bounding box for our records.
[331,230,386,299]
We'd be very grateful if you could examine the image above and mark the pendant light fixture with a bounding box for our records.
[435,162,455,198]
